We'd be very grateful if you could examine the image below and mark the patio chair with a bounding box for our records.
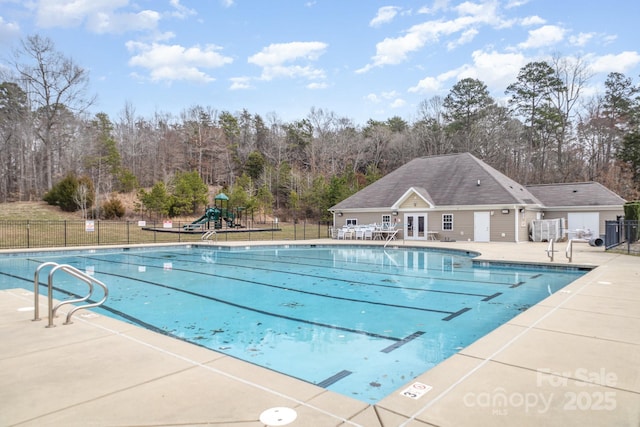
[364,228,373,240]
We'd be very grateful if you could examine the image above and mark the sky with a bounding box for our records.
[1,0,639,126]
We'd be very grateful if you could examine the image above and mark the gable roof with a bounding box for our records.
[392,186,435,209]
[526,182,626,207]
[331,153,542,210]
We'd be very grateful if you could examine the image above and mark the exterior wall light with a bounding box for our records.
[392,211,398,216]
[337,212,343,217]
[501,209,510,214]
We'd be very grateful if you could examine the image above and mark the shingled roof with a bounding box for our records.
[331,153,542,210]
[526,182,626,207]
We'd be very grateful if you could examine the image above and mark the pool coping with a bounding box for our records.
[1,240,639,426]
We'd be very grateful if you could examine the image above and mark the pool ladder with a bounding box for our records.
[545,239,573,263]
[201,230,217,243]
[33,262,109,328]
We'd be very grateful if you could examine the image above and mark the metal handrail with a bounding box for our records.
[201,230,217,243]
[383,229,399,248]
[546,239,555,261]
[33,262,108,327]
[565,239,573,263]
[33,262,59,321]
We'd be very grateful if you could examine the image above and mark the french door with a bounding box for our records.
[404,214,427,240]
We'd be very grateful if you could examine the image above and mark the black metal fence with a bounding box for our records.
[0,219,332,250]
[605,219,639,254]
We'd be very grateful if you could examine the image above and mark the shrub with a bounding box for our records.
[624,201,640,221]
[43,173,95,212]
[102,196,126,219]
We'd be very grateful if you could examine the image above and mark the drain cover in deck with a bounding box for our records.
[259,407,297,426]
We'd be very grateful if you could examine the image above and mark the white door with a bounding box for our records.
[568,212,600,238]
[474,212,490,242]
[404,214,427,240]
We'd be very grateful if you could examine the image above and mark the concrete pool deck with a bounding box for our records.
[1,240,638,426]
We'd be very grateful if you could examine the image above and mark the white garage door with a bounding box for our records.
[567,212,600,239]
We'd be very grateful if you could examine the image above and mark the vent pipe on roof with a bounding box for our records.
[477,179,481,186]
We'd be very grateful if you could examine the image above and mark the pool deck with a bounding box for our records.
[1,240,639,426]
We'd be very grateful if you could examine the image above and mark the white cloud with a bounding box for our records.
[569,32,595,47]
[248,41,327,82]
[418,0,449,15]
[358,0,505,72]
[518,24,566,49]
[381,90,400,99]
[33,0,161,34]
[259,64,325,81]
[229,77,252,90]
[365,93,380,103]
[307,82,328,89]
[447,28,479,50]
[390,98,406,108]
[0,16,20,42]
[520,15,545,26]
[221,0,234,7]
[589,51,640,74]
[408,76,443,93]
[505,0,531,8]
[369,6,400,28]
[88,10,161,34]
[468,49,526,87]
[408,49,527,95]
[168,0,196,19]
[126,41,233,83]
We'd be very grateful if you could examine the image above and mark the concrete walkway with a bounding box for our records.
[1,240,638,426]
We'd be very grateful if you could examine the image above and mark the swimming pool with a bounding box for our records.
[0,244,587,403]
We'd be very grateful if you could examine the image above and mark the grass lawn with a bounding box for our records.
[0,202,329,249]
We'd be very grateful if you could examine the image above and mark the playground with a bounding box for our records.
[183,193,242,231]
[143,193,280,235]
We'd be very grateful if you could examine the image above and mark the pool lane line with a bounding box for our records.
[13,269,408,350]
[481,292,502,301]
[165,249,528,286]
[441,307,472,321]
[72,255,478,318]
[187,249,532,281]
[102,253,502,300]
[380,331,425,353]
[92,267,464,323]
[124,249,521,289]
[28,263,411,343]
[317,370,353,388]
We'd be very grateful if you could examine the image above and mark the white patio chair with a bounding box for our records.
[364,228,373,240]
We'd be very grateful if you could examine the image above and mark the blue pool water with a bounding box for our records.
[0,245,587,403]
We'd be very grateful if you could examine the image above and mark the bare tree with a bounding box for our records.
[9,34,95,191]
[550,54,592,173]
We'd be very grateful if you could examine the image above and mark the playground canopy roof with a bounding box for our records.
[214,193,229,201]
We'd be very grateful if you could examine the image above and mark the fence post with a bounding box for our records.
[27,220,30,248]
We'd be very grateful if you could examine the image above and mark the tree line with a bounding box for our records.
[1,35,639,221]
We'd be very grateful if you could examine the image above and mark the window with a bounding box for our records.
[442,214,453,230]
[381,214,391,226]
[346,218,357,226]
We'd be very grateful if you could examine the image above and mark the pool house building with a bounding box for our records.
[329,153,625,243]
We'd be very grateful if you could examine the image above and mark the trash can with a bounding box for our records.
[589,236,604,247]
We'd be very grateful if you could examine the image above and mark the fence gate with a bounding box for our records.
[605,220,622,249]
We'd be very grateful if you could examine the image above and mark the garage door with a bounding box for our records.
[567,212,599,239]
